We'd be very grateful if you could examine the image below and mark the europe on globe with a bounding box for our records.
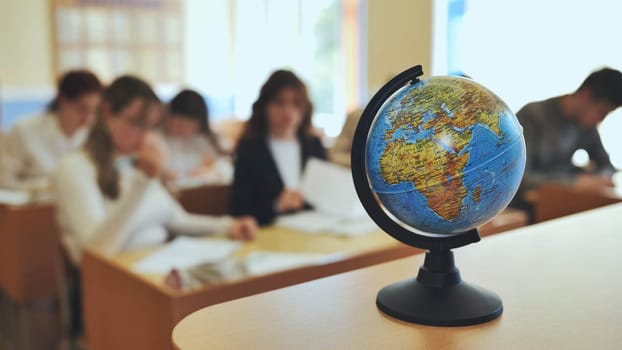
[366,76,526,234]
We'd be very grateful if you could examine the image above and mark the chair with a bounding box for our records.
[177,184,231,216]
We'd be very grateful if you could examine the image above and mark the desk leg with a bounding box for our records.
[17,302,32,350]
[0,296,62,350]
[0,289,13,349]
[0,295,33,350]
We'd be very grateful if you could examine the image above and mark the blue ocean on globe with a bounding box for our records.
[366,76,526,234]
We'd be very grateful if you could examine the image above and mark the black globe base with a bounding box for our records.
[376,250,502,326]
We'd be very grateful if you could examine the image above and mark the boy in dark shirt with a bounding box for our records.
[513,68,622,212]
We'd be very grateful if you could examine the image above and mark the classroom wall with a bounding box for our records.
[0,0,55,88]
[0,0,435,92]
[0,0,435,125]
[0,0,55,129]
[366,0,432,96]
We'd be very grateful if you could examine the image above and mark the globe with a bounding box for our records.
[352,65,519,326]
[365,75,526,235]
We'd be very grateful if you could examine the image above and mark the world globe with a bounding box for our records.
[365,75,526,235]
[352,65,522,326]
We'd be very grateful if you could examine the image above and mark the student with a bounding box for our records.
[163,89,233,184]
[230,70,327,225]
[512,67,622,210]
[0,70,103,190]
[55,76,257,265]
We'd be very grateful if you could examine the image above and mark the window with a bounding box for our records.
[185,0,365,136]
[435,0,622,168]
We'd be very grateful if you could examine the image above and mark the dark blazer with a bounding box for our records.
[230,135,327,226]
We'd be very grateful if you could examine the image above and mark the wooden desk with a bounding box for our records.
[172,203,622,350]
[82,209,526,350]
[0,203,61,302]
[0,203,63,350]
[532,184,622,223]
[82,227,414,350]
[477,208,526,235]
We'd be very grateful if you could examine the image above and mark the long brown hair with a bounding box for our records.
[240,70,313,141]
[84,76,160,199]
[168,89,226,155]
[47,70,102,112]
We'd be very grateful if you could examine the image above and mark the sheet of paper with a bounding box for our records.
[169,177,213,191]
[333,217,380,237]
[300,158,366,219]
[0,190,31,206]
[245,252,342,276]
[276,210,379,236]
[276,211,340,234]
[133,237,240,275]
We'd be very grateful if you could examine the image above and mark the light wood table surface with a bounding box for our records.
[172,203,622,350]
[0,183,223,304]
[82,226,415,350]
[532,184,622,223]
[82,209,526,350]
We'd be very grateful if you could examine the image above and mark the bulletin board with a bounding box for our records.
[51,0,184,84]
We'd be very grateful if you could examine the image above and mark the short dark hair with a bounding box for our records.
[167,89,224,155]
[48,70,103,111]
[168,89,208,128]
[577,67,622,107]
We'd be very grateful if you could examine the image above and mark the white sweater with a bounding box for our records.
[55,150,233,265]
[165,134,233,184]
[1,113,88,190]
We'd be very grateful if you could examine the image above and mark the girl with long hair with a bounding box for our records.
[163,89,233,185]
[55,76,256,265]
[230,70,327,225]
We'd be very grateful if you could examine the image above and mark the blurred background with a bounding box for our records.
[1,1,621,349]
[0,0,620,161]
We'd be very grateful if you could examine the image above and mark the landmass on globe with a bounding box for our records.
[366,77,525,234]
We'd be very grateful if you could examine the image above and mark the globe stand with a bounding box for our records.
[351,65,506,327]
[376,234,503,326]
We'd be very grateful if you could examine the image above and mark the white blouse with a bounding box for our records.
[268,138,301,189]
[1,112,88,190]
[165,135,233,184]
[55,150,233,265]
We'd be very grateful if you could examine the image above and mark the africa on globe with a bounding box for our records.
[366,76,526,235]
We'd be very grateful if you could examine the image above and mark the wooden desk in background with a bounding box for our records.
[0,181,224,302]
[172,203,622,350]
[82,209,526,350]
[0,182,231,301]
[532,184,622,223]
[0,202,62,350]
[0,203,60,302]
